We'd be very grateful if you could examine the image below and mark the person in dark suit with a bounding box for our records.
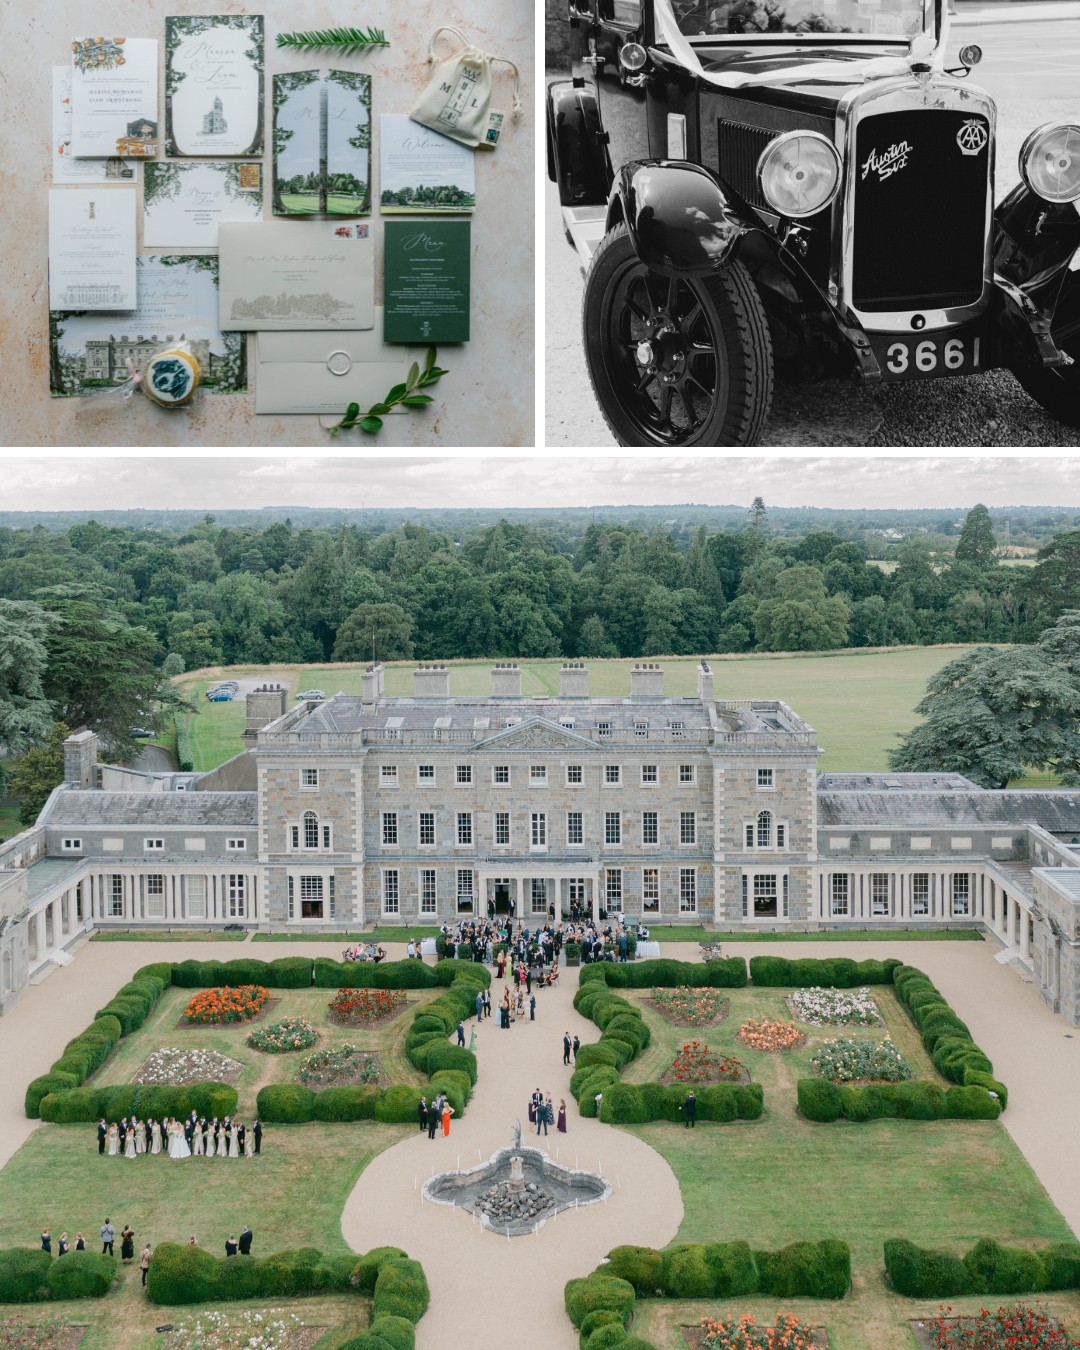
[572,1035,580,1062]
[41,1229,51,1254]
[183,1115,194,1147]
[252,1119,262,1155]
[563,1032,572,1065]
[681,1091,697,1128]
[427,1098,440,1139]
[237,1122,246,1154]
[118,1118,128,1152]
[225,1235,238,1257]
[238,1226,253,1256]
[418,1097,428,1132]
[97,1119,107,1155]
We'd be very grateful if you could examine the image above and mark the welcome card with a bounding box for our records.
[379,115,475,213]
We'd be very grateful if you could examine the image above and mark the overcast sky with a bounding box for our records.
[3,455,1080,512]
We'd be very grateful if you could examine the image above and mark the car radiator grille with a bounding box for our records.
[852,108,989,313]
[716,119,778,213]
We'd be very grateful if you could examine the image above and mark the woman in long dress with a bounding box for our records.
[192,1120,204,1156]
[557,1098,567,1133]
[208,1119,218,1158]
[107,1124,119,1156]
[168,1120,191,1159]
[135,1119,146,1154]
[441,1100,454,1137]
[228,1123,239,1157]
[124,1125,137,1159]
[217,1121,228,1157]
[244,1126,254,1158]
[150,1119,162,1155]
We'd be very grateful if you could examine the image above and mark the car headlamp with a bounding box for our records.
[757,131,842,219]
[1019,122,1080,204]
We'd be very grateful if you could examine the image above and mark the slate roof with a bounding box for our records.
[818,772,978,792]
[44,791,258,827]
[818,790,1080,832]
[296,696,714,735]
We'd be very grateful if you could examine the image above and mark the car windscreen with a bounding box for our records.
[668,0,932,38]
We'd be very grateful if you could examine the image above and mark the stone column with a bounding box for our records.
[1020,907,1031,961]
[33,910,45,962]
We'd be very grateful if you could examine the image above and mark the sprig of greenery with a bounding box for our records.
[275,26,390,56]
[328,347,447,436]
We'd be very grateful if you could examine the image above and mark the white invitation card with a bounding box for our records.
[379,114,476,213]
[165,16,264,158]
[70,37,158,159]
[48,188,137,311]
[143,163,263,248]
[52,67,134,184]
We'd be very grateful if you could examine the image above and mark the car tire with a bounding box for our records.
[582,222,774,447]
[1013,270,1080,427]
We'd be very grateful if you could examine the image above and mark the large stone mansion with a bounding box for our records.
[3,661,1080,1023]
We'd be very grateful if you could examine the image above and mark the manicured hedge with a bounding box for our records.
[892,964,1003,1097]
[580,957,748,990]
[884,1237,1080,1298]
[146,1242,358,1304]
[0,1248,116,1302]
[40,1081,238,1123]
[796,1078,1000,1123]
[749,956,901,988]
[599,1081,764,1125]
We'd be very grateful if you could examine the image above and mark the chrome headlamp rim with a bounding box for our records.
[1019,120,1080,205]
[618,40,647,72]
[756,129,843,221]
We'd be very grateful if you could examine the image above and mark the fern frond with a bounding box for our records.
[275,26,390,56]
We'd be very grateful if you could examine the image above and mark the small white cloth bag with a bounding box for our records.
[409,26,522,150]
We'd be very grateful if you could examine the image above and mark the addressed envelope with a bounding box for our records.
[255,307,417,415]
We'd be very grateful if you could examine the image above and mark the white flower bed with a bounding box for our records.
[164,1309,303,1350]
[132,1047,242,1086]
[812,1037,912,1083]
[787,986,882,1027]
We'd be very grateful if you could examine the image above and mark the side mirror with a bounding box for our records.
[610,0,644,25]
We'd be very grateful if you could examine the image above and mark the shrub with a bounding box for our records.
[146,1242,219,1304]
[797,1079,842,1122]
[132,962,174,987]
[0,1249,54,1302]
[574,1044,620,1072]
[372,1258,429,1323]
[750,956,898,988]
[147,1243,360,1305]
[755,1240,850,1299]
[421,1043,477,1085]
[256,1084,315,1123]
[25,1073,78,1119]
[883,1238,973,1297]
[311,1086,380,1122]
[963,1238,1047,1295]
[133,1084,238,1123]
[47,1251,117,1299]
[565,1275,636,1328]
[605,1247,665,1296]
[585,1326,630,1349]
[350,1247,408,1296]
[313,957,439,990]
[366,1315,416,1350]
[663,1245,715,1298]
[598,1037,635,1070]
[429,1069,472,1106]
[580,1309,627,1349]
[375,1086,428,1124]
[1037,1244,1080,1290]
[265,957,314,988]
[704,1241,759,1298]
[571,1065,620,1100]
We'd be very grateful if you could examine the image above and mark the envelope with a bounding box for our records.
[255,308,418,415]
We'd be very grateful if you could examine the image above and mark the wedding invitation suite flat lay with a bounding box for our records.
[272,70,371,215]
[379,114,475,213]
[69,38,158,158]
[383,219,471,344]
[50,255,246,397]
[52,67,134,184]
[254,307,416,415]
[165,15,264,158]
[143,163,263,248]
[48,188,137,311]
[217,221,375,331]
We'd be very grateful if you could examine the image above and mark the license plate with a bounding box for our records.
[871,330,984,382]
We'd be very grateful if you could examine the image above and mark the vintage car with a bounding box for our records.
[547,0,1080,445]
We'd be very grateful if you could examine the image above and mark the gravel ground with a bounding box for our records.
[544,96,1079,449]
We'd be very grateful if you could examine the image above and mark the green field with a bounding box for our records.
[278,193,320,212]
[326,194,368,213]
[177,647,989,775]
[0,801,22,844]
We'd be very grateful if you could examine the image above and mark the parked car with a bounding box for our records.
[129,727,154,738]
[294,689,327,701]
[206,690,234,702]
[548,0,1080,445]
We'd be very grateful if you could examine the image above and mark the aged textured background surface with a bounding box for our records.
[0,0,534,448]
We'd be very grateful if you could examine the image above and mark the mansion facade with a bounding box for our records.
[4,662,1080,1025]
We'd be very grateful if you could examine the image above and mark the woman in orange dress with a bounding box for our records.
[441,1099,455,1137]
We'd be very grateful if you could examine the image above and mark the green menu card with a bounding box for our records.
[383,220,470,344]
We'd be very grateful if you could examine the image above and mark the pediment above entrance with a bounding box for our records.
[476,717,596,753]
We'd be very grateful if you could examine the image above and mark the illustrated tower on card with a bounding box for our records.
[202,96,228,135]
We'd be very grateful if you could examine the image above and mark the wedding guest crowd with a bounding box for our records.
[97,1112,263,1159]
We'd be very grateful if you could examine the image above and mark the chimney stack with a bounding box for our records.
[243,685,288,745]
[413,664,450,699]
[491,663,522,698]
[361,662,384,706]
[630,663,664,700]
[63,730,99,789]
[559,662,589,698]
[697,660,714,705]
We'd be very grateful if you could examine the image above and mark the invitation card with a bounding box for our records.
[53,67,134,183]
[218,220,374,330]
[49,255,246,397]
[383,219,471,344]
[379,115,475,213]
[143,163,263,248]
[48,187,137,311]
[165,15,264,158]
[272,70,371,215]
[69,38,158,159]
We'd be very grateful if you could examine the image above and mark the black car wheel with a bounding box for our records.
[1014,269,1080,427]
[583,222,773,447]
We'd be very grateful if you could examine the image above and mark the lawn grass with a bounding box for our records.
[252,927,441,943]
[614,987,1080,1350]
[90,930,248,942]
[0,1122,400,1350]
[658,927,984,944]
[0,801,23,844]
[178,680,248,773]
[93,985,438,1115]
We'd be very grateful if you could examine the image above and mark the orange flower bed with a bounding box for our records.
[737,1015,804,1053]
[183,984,270,1025]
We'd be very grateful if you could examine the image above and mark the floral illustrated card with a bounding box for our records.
[52,67,134,184]
[69,37,158,159]
[49,255,246,397]
[143,163,263,248]
[272,70,371,215]
[165,16,264,158]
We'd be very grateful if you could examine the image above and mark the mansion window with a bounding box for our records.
[754,874,777,919]
[606,869,622,909]
[605,812,622,846]
[457,812,474,847]
[756,812,773,848]
[418,764,435,784]
[456,764,472,785]
[493,765,510,785]
[952,873,970,916]
[831,874,850,917]
[226,838,246,852]
[596,721,612,738]
[144,838,164,852]
[530,764,547,784]
[746,811,782,850]
[300,768,319,789]
[567,811,583,846]
[228,874,247,919]
[758,768,774,789]
[420,868,437,914]
[290,811,331,852]
[382,870,399,915]
[380,764,398,785]
[679,868,697,913]
[671,722,686,740]
[457,869,474,912]
[568,878,586,908]
[642,868,659,913]
[641,764,657,785]
[634,721,648,739]
[679,763,694,783]
[642,811,658,846]
[680,811,696,846]
[382,812,398,847]
[531,878,548,915]
[186,875,207,919]
[871,874,890,917]
[146,874,165,918]
[531,813,548,849]
[109,875,124,917]
[605,765,621,785]
[494,812,510,846]
[912,873,930,916]
[418,812,435,847]
[62,838,82,852]
[566,764,583,785]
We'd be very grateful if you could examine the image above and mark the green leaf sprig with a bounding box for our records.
[275,27,390,56]
[328,347,447,436]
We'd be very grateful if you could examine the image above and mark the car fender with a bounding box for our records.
[993,181,1080,370]
[547,80,613,208]
[606,159,756,277]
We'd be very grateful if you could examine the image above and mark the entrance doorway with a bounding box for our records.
[301,899,324,919]
[493,881,512,915]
